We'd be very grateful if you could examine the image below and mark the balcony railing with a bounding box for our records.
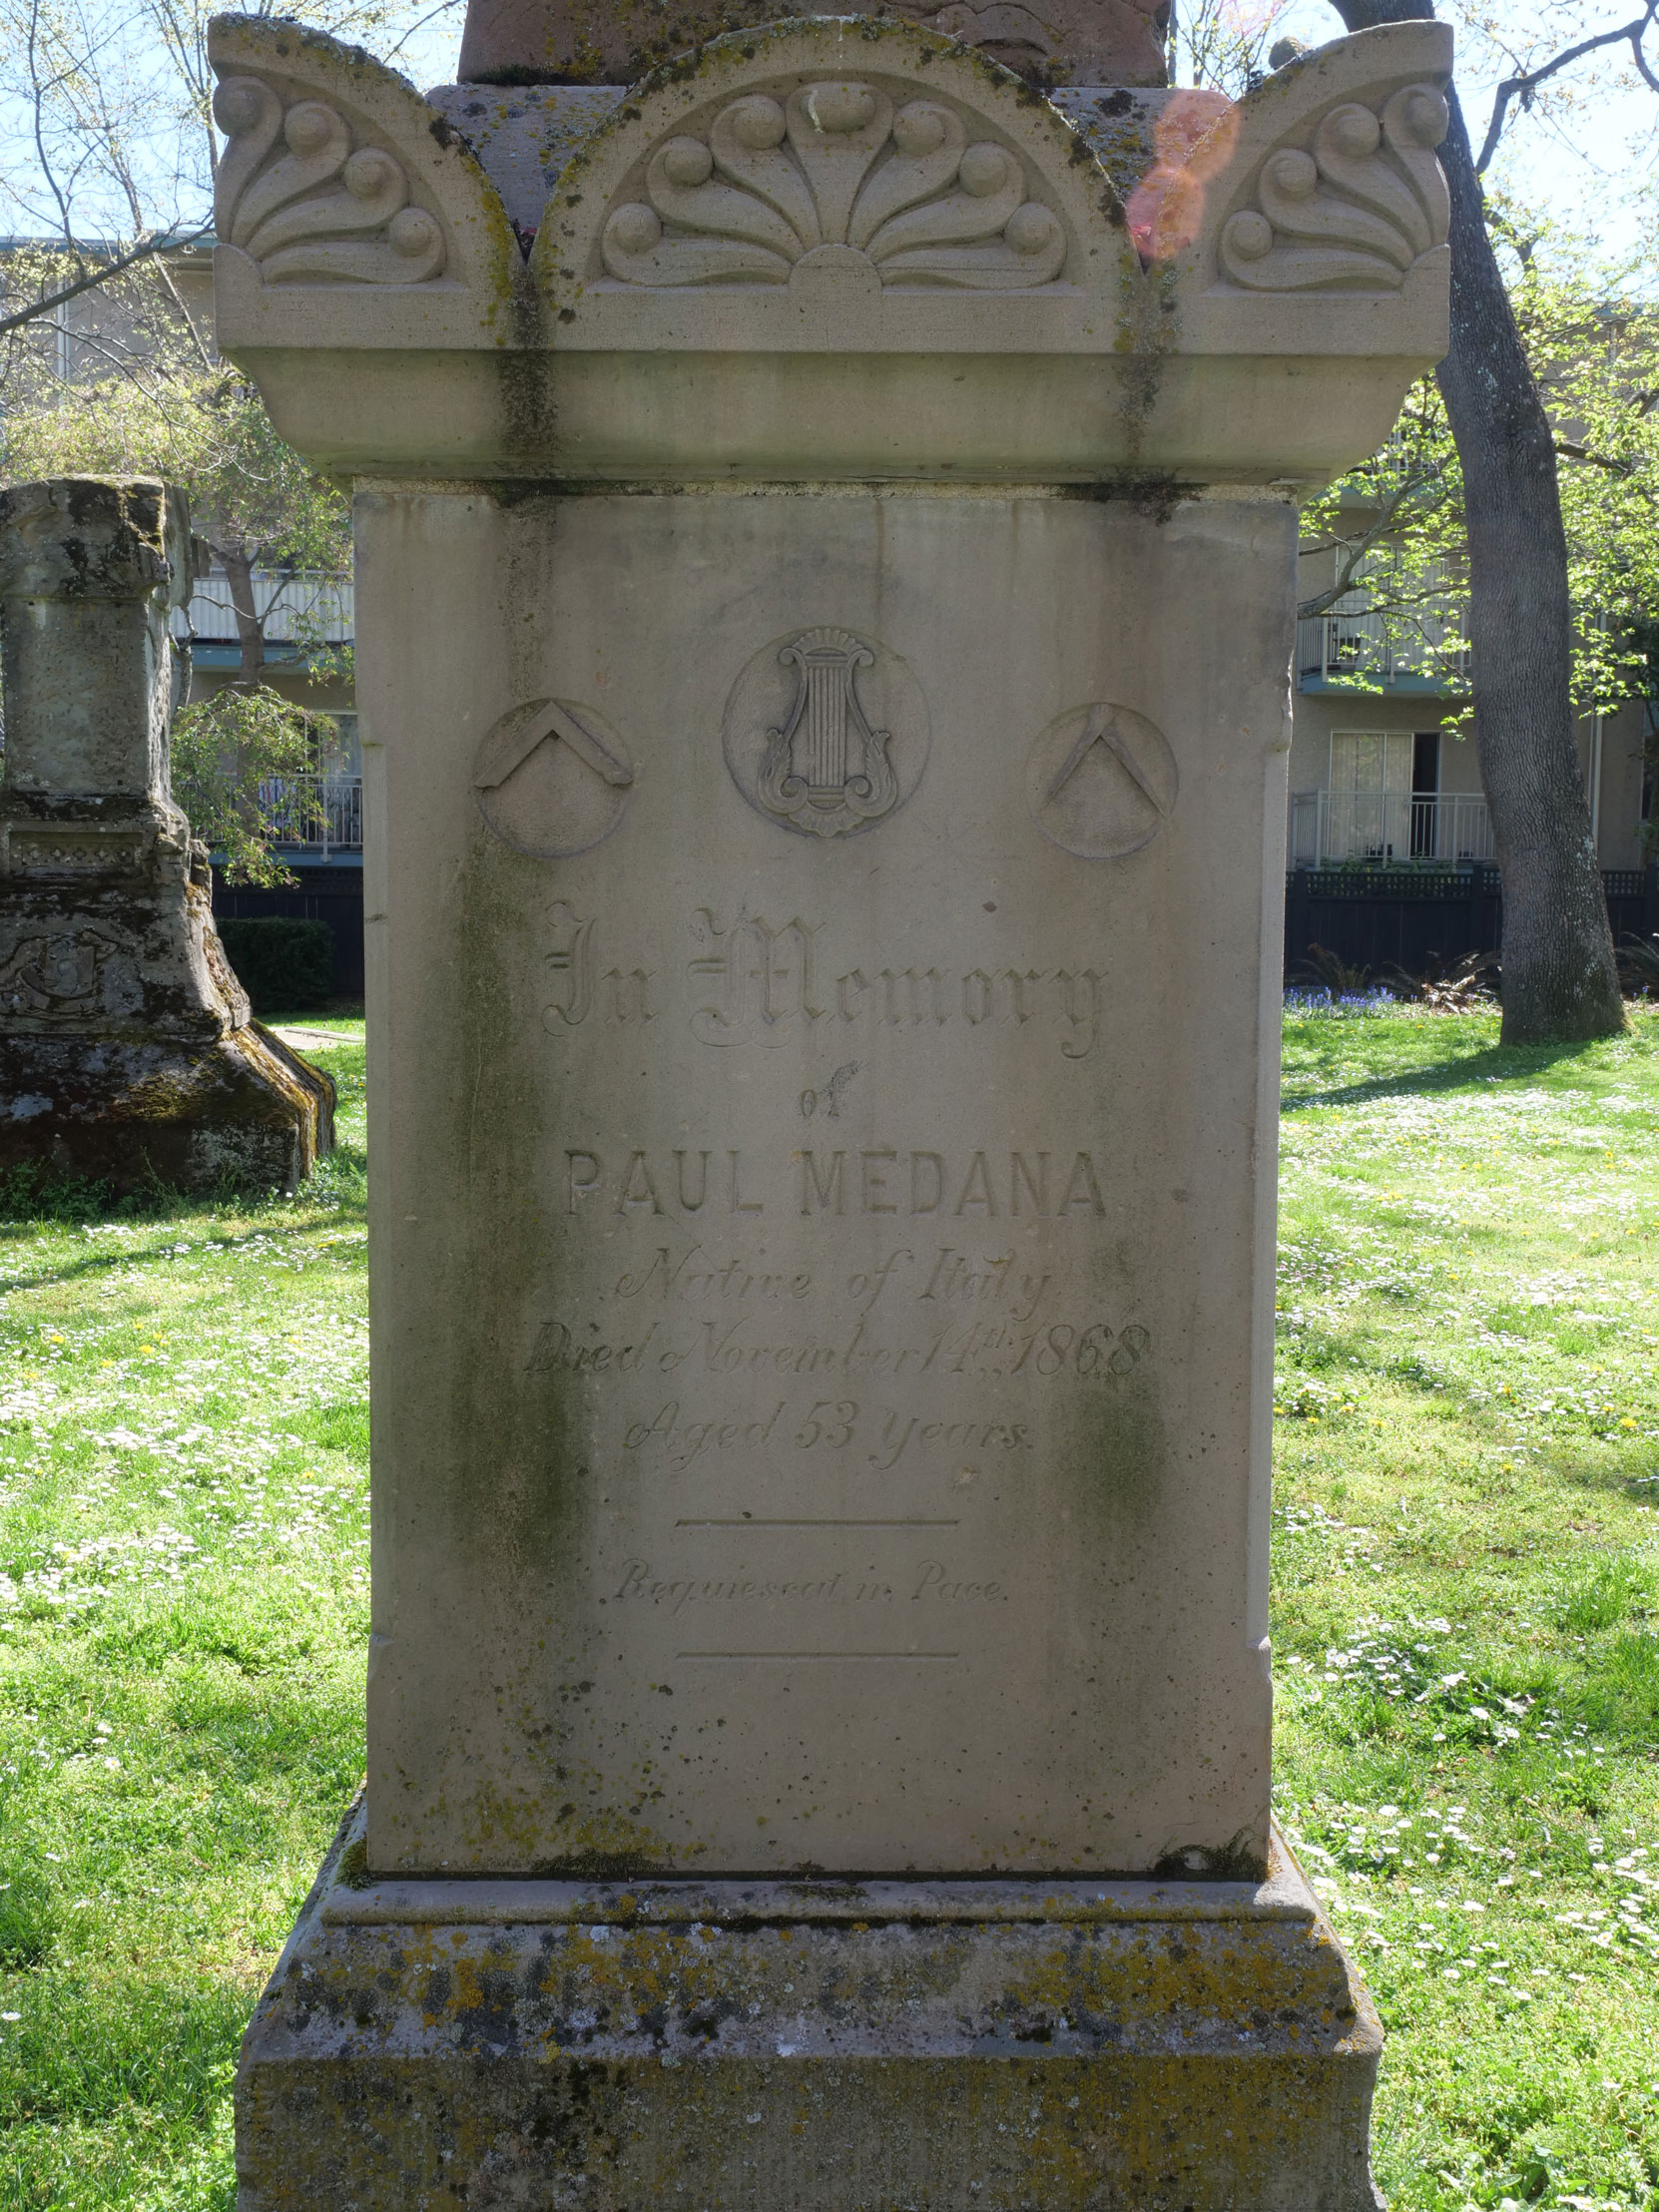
[1297,608,1470,689]
[1290,788,1494,867]
[257,775,363,853]
[176,571,353,648]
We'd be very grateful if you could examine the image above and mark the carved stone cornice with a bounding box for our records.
[208,11,1453,484]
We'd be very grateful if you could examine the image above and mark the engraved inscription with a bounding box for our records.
[619,1396,1033,1472]
[530,1318,1148,1385]
[543,904,655,1029]
[800,1060,859,1118]
[528,1247,1151,1390]
[526,806,1158,1693]
[560,1146,1106,1217]
[689,910,1102,1058]
[611,1559,1007,1610]
[540,906,1105,1057]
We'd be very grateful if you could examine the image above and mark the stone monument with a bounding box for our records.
[217,10,1451,2204]
[0,479,332,1194]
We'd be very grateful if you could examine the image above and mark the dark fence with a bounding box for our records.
[1285,862,1659,982]
[213,863,365,999]
[212,859,1656,1001]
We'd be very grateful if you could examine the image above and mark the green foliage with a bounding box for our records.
[0,255,351,879]
[0,285,349,587]
[0,1863,53,1973]
[0,1164,118,1227]
[1293,942,1379,996]
[1621,934,1659,994]
[1300,217,1659,726]
[169,685,330,888]
[215,918,336,1014]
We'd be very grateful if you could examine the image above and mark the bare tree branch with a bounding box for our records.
[1475,0,1659,174]
[1296,460,1447,620]
[27,0,75,239]
[0,222,212,337]
[383,0,461,64]
[1554,436,1659,486]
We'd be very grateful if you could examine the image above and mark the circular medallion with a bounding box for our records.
[1025,701,1177,859]
[472,698,635,859]
[723,626,929,839]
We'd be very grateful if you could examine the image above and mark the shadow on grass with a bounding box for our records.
[1283,1035,1617,1113]
[0,1150,367,1298]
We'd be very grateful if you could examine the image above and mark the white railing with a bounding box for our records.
[176,571,353,647]
[257,775,363,852]
[1290,788,1494,867]
[1297,608,1470,687]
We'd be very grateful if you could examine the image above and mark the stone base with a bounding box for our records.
[0,1022,333,1195]
[236,1804,1382,2211]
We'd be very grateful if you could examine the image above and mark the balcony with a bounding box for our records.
[1297,607,1470,695]
[257,774,363,854]
[175,571,353,661]
[1290,788,1494,868]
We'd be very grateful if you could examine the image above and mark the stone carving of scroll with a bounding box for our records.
[1219,85,1448,292]
[213,75,446,284]
[602,83,1066,291]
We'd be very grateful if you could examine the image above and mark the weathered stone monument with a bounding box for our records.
[0,479,332,1194]
[217,8,1451,2203]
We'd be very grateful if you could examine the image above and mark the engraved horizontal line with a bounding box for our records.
[676,1651,960,1662]
[672,1517,961,1529]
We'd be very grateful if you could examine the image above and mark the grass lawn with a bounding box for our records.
[0,1004,1655,2210]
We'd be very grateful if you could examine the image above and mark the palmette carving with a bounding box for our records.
[213,75,446,284]
[1219,84,1449,293]
[602,83,1066,292]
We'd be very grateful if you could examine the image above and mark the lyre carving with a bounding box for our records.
[758,630,899,837]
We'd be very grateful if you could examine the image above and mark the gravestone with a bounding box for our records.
[215,10,1451,2205]
[0,479,332,1194]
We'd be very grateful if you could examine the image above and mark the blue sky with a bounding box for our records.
[387,0,1658,266]
[1261,0,1656,267]
[0,0,1652,268]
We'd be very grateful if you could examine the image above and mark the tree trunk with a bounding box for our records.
[218,544,268,685]
[1329,0,1625,1041]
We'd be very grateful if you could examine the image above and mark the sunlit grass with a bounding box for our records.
[1275,1003,1659,2212]
[0,1017,366,2212]
[0,1005,1654,2207]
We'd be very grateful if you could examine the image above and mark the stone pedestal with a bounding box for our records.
[239,1800,1382,2211]
[210,10,1452,2202]
[455,0,1171,92]
[0,479,332,1195]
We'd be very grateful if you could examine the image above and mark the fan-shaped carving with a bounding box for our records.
[601,83,1066,292]
[1219,84,1448,293]
[213,75,446,285]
